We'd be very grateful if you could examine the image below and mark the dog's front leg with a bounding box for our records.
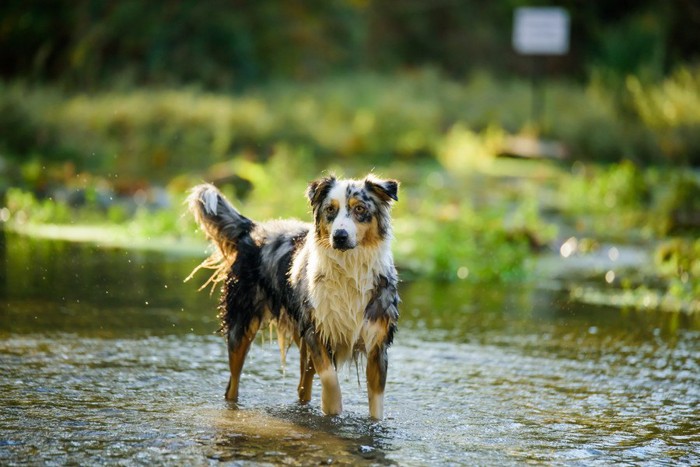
[303,328,342,415]
[366,344,388,420]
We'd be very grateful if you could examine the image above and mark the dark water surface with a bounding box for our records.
[1,233,699,465]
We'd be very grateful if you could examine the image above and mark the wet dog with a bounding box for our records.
[187,175,399,419]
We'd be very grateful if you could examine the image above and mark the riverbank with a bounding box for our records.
[3,158,699,313]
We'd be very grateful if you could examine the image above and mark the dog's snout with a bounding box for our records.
[332,229,351,250]
[333,229,349,243]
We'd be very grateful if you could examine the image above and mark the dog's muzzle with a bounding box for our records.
[332,229,353,251]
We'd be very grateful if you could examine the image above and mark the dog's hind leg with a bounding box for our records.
[302,327,342,415]
[297,340,315,403]
[366,344,388,420]
[225,317,261,401]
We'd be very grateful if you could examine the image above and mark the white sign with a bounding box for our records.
[513,7,570,55]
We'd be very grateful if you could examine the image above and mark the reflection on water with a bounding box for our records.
[1,233,699,465]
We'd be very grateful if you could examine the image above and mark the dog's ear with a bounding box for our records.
[306,176,336,206]
[365,175,399,203]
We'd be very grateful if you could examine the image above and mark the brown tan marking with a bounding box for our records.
[366,344,388,420]
[304,328,342,415]
[315,199,339,249]
[359,216,383,248]
[347,197,362,208]
[347,196,383,248]
[225,317,261,401]
[297,340,315,403]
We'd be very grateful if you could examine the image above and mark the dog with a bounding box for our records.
[186,174,399,419]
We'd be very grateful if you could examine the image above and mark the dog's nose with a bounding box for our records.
[332,229,350,249]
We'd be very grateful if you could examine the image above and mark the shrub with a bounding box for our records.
[627,67,700,164]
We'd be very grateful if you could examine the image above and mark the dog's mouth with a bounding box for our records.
[331,238,355,251]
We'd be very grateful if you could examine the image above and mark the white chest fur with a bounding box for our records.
[306,242,392,364]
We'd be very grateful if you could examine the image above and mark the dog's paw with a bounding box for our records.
[321,395,343,416]
[368,394,384,420]
[319,372,343,415]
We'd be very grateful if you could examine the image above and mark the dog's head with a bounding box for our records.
[306,175,398,251]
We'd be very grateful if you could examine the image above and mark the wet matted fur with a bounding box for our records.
[187,175,399,419]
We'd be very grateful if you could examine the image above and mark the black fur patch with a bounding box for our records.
[324,203,338,223]
[355,207,372,223]
[365,177,399,203]
[218,220,310,339]
[362,177,399,238]
[307,176,336,239]
[307,176,336,207]
[344,184,375,224]
[346,185,361,200]
[364,273,400,347]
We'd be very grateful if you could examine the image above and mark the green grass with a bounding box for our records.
[557,161,700,238]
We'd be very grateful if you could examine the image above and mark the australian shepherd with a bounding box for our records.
[187,175,399,419]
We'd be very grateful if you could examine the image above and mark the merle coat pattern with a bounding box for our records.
[187,175,399,419]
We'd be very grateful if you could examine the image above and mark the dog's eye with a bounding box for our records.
[325,205,337,215]
[353,205,367,215]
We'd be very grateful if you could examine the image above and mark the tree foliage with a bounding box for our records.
[1,0,698,89]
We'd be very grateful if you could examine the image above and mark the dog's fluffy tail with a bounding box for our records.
[186,183,254,289]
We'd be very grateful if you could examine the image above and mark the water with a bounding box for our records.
[1,233,699,465]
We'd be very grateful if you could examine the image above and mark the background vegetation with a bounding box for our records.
[1,1,699,312]
[3,1,700,88]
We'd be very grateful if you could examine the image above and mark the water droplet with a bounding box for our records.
[605,270,615,283]
[457,266,469,279]
[560,237,578,258]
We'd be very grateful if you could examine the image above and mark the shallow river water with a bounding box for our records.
[1,233,699,465]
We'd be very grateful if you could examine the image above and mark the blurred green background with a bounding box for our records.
[1,0,699,311]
